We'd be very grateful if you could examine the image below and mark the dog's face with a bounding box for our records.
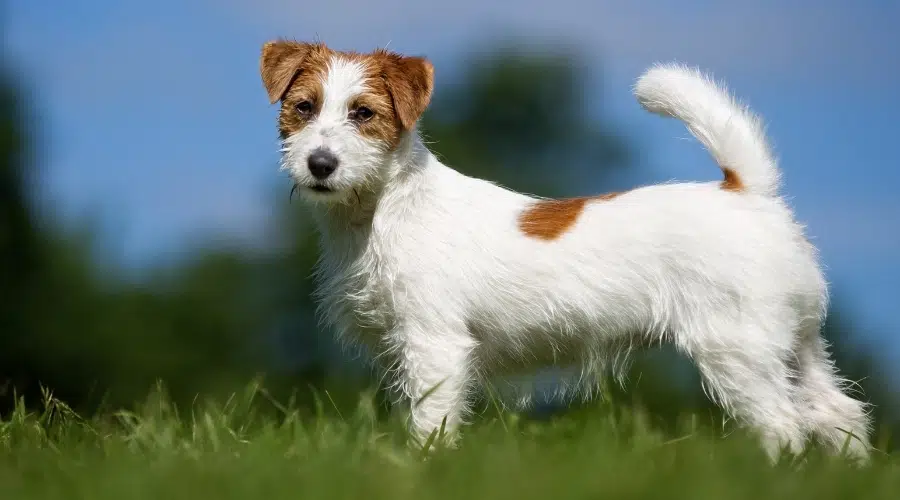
[260,41,434,204]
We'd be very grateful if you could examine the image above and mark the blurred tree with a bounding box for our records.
[0,67,46,403]
[0,64,274,411]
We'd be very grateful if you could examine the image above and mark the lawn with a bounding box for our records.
[1,382,897,500]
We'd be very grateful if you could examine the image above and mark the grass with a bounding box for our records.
[1,382,898,500]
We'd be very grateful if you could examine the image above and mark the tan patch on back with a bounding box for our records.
[720,166,744,192]
[518,191,622,240]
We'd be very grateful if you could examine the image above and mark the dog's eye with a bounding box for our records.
[295,100,313,116]
[351,106,374,122]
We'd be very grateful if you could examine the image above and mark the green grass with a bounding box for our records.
[1,382,898,500]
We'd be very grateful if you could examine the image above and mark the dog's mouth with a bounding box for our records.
[291,183,335,202]
[289,182,347,203]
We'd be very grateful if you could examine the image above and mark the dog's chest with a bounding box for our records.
[316,244,396,343]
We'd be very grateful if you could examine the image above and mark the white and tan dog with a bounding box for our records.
[259,40,870,461]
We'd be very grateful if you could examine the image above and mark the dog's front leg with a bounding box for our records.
[390,316,477,447]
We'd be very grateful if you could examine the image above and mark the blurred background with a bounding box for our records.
[3,0,899,443]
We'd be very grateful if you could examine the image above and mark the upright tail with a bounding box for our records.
[634,63,780,197]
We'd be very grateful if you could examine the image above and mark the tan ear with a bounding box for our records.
[260,40,314,104]
[380,52,434,130]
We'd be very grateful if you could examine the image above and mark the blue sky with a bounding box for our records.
[6,1,900,365]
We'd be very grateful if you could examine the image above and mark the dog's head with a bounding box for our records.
[260,40,434,204]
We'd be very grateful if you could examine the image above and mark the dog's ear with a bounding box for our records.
[260,40,315,104]
[379,51,434,130]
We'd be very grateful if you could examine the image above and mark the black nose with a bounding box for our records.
[307,149,338,180]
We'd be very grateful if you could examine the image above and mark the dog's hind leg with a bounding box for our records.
[794,320,872,462]
[680,316,808,462]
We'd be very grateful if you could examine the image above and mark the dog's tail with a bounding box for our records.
[634,63,780,197]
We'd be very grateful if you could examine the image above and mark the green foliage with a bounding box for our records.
[0,384,898,500]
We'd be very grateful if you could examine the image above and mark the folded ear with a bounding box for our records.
[260,40,315,104]
[379,52,434,130]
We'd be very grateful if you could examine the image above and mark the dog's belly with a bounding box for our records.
[470,323,585,371]
[466,311,638,376]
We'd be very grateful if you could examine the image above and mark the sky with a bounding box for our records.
[5,1,900,364]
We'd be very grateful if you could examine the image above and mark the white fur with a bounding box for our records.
[278,60,871,462]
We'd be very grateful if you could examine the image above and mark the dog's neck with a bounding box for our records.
[313,129,432,254]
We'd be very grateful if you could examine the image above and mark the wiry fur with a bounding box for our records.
[263,44,872,463]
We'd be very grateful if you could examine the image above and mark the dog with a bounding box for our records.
[259,40,871,462]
